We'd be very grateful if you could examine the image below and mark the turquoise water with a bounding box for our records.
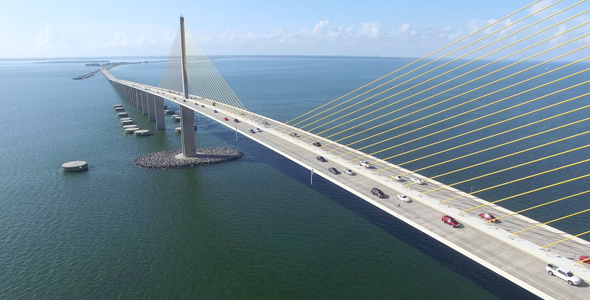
[0,58,542,299]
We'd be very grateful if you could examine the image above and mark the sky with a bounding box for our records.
[0,0,588,58]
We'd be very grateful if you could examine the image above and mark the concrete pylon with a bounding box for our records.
[155,96,165,130]
[148,94,156,122]
[137,90,142,110]
[142,92,148,115]
[179,15,197,157]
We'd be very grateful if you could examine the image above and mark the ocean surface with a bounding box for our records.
[2,56,579,299]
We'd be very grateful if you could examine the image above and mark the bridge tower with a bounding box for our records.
[179,15,197,157]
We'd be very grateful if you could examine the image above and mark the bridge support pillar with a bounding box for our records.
[180,105,197,157]
[137,90,142,110]
[148,94,156,122]
[142,92,148,115]
[132,89,137,107]
[155,96,165,130]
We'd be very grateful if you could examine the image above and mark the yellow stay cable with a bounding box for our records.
[541,230,590,249]
[348,77,590,164]
[494,190,590,223]
[413,126,590,182]
[301,3,582,135]
[457,173,590,208]
[324,42,590,152]
[283,1,544,129]
[391,95,590,172]
[511,208,590,236]
[327,30,590,154]
[423,144,590,193]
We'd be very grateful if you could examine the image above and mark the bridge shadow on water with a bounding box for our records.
[213,128,540,300]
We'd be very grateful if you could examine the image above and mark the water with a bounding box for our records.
[0,58,542,299]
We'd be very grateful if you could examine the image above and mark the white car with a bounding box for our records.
[256,128,262,132]
[392,175,403,182]
[359,161,370,168]
[397,194,411,202]
[411,177,425,185]
[343,169,355,176]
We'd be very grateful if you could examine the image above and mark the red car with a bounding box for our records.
[579,256,590,264]
[223,117,229,121]
[442,215,460,228]
[479,213,498,223]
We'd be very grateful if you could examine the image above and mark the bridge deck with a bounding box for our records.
[103,70,590,300]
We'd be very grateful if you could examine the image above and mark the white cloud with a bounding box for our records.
[312,20,329,36]
[35,25,58,48]
[358,22,380,38]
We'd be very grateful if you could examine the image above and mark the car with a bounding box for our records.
[316,156,327,162]
[371,188,386,198]
[359,161,370,168]
[256,128,262,132]
[233,119,239,123]
[392,175,403,182]
[289,132,298,137]
[201,105,205,107]
[328,167,340,174]
[397,194,411,202]
[213,110,218,113]
[479,213,498,223]
[173,97,176,99]
[312,142,322,147]
[579,256,590,264]
[223,117,229,121]
[411,177,425,185]
[442,215,460,228]
[343,169,355,176]
[546,264,581,285]
[249,129,256,133]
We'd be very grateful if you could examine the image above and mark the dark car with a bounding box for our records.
[442,215,460,228]
[371,188,386,198]
[328,167,340,174]
[312,142,322,147]
[233,119,239,123]
[316,156,327,162]
[201,105,205,107]
[249,129,256,133]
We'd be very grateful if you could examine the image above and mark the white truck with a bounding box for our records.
[546,264,581,286]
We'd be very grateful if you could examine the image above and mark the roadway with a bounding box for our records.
[103,70,590,300]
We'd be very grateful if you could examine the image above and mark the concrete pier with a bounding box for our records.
[142,92,148,115]
[148,94,156,122]
[155,96,165,130]
[179,106,196,157]
[137,90,142,110]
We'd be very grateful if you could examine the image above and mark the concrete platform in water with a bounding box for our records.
[61,161,88,172]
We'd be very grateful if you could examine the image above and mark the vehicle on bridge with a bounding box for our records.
[289,132,298,137]
[442,215,460,228]
[411,177,425,185]
[392,175,403,182]
[249,129,256,133]
[316,156,327,162]
[223,117,229,121]
[397,194,411,202]
[479,213,498,223]
[546,264,581,285]
[343,169,355,176]
[233,119,239,123]
[256,128,262,132]
[312,142,321,147]
[213,110,218,113]
[359,161,370,168]
[371,188,386,198]
[578,256,590,264]
[328,167,340,174]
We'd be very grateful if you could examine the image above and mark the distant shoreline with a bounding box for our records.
[0,55,413,62]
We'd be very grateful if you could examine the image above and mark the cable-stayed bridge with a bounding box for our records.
[102,3,590,298]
